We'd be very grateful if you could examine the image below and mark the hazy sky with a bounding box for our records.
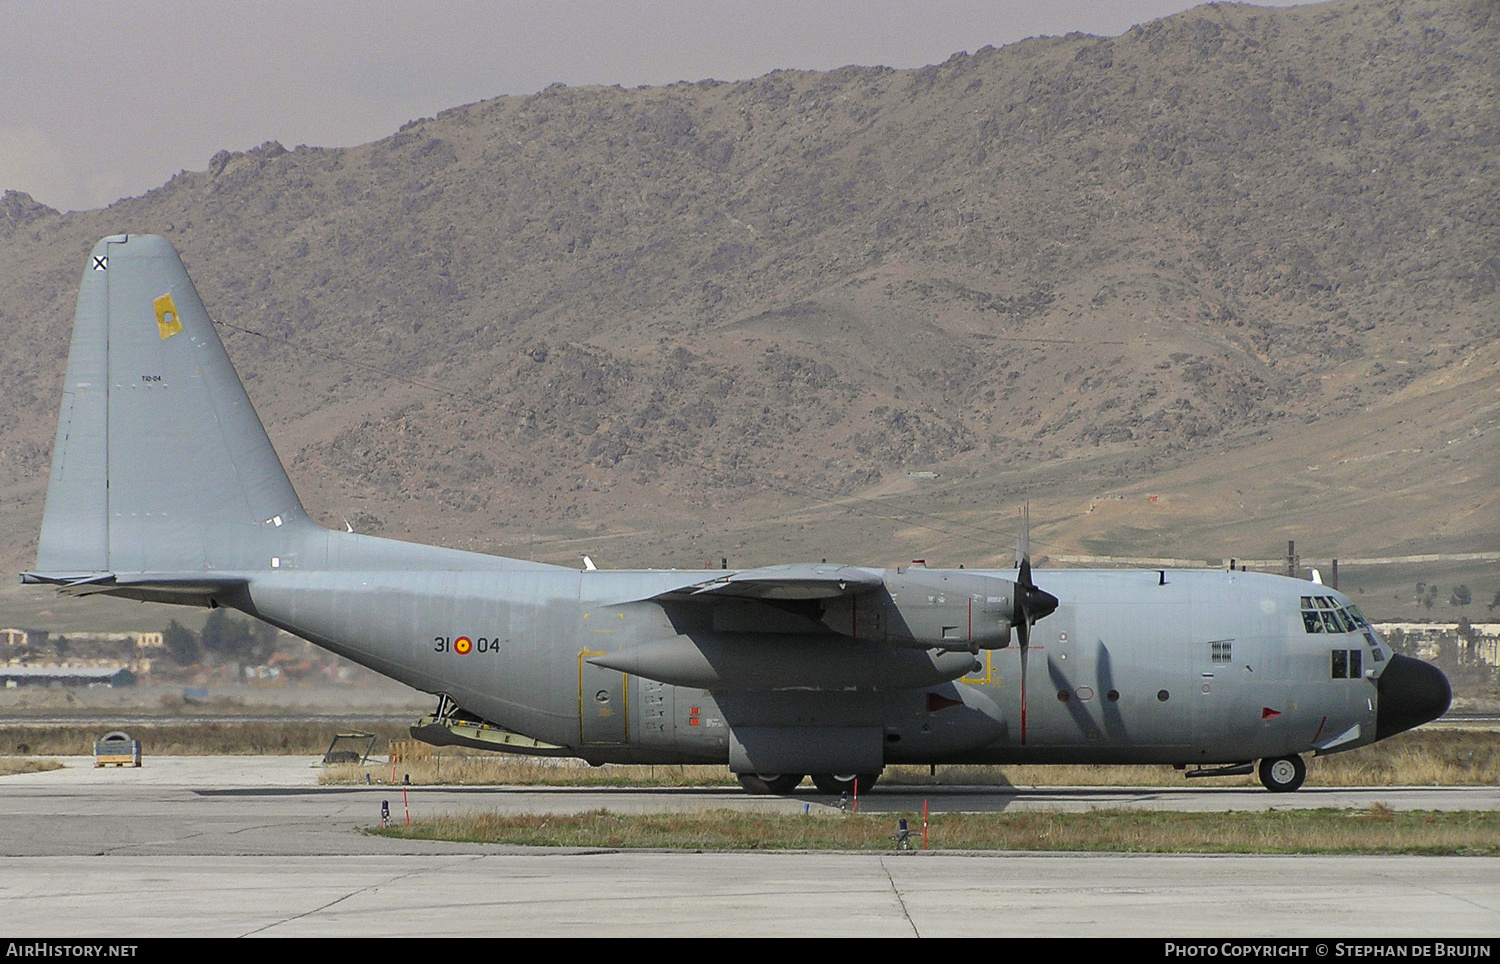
[2,1,1317,213]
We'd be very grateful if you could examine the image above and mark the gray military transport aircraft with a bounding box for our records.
[25,235,1452,794]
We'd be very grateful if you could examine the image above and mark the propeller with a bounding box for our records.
[1011,503,1059,744]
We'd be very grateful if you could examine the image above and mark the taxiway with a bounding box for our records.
[1,757,1496,937]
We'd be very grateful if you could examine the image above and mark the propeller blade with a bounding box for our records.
[1019,636,1029,745]
[1009,501,1058,746]
[1015,502,1030,571]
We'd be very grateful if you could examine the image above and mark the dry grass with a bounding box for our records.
[374,806,1500,855]
[883,728,1500,789]
[0,757,64,776]
[0,721,410,756]
[324,727,1500,789]
[4,720,1490,790]
[324,757,735,787]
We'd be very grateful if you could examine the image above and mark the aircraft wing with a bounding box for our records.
[648,563,883,601]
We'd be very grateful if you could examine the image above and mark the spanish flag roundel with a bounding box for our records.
[455,636,473,655]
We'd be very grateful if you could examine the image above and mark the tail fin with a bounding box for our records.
[32,235,313,577]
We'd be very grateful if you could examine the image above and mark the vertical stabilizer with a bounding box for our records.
[34,235,312,576]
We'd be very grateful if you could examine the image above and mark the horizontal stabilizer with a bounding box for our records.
[21,570,248,606]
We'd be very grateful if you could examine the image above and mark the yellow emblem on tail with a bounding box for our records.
[153,293,183,340]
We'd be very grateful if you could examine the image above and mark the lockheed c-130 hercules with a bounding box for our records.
[25,235,1452,794]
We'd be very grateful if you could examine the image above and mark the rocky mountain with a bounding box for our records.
[1,0,1495,596]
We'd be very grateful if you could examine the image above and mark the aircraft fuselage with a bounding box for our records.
[230,546,1397,769]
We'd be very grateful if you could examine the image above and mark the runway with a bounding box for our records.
[1,757,1497,937]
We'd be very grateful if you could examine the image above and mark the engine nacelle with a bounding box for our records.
[818,568,1017,650]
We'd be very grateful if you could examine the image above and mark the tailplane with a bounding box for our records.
[30,235,313,580]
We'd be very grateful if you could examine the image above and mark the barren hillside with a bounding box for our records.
[1,0,1495,623]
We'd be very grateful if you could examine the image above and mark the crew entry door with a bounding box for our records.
[579,652,628,744]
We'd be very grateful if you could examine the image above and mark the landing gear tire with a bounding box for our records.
[737,772,805,794]
[811,772,882,795]
[1258,755,1306,793]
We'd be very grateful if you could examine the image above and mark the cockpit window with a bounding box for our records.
[1302,597,1362,635]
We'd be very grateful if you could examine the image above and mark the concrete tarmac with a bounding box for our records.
[1,757,1498,937]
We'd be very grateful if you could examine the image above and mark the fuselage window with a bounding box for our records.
[1349,649,1362,678]
[1332,649,1348,679]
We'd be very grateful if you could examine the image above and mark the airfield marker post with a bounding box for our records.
[402,785,410,827]
[922,800,929,849]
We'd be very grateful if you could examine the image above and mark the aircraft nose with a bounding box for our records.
[1375,653,1452,740]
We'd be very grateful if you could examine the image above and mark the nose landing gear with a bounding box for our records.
[1258,754,1307,792]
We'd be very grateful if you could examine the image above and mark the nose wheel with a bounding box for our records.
[1258,755,1306,792]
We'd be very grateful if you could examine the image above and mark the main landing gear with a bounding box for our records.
[810,772,882,795]
[736,773,805,794]
[1258,754,1307,793]
[736,771,886,794]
